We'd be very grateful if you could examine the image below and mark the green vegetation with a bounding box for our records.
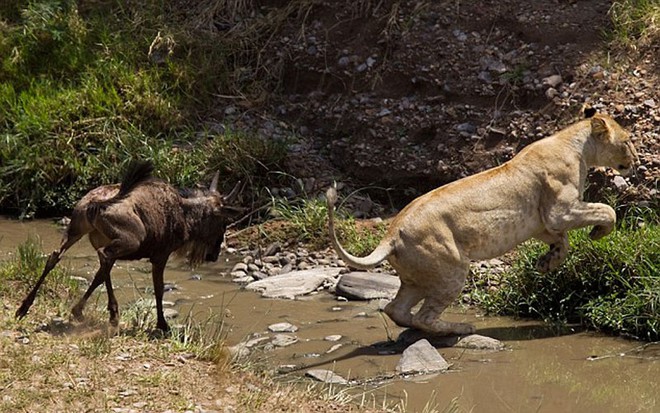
[470,209,660,340]
[608,0,660,47]
[271,195,387,254]
[0,0,288,217]
[0,236,78,312]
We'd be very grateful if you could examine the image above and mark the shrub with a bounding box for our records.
[472,209,660,340]
[0,1,287,217]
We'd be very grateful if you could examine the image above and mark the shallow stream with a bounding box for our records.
[1,218,658,412]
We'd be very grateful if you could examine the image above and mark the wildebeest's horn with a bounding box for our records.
[209,171,220,193]
[223,180,243,203]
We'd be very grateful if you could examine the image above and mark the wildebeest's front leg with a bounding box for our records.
[150,257,170,332]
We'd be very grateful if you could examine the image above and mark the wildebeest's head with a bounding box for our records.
[179,173,244,266]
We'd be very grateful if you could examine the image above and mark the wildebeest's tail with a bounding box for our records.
[119,160,155,197]
[87,160,154,222]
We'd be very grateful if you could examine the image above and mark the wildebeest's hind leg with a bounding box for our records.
[71,257,114,323]
[16,225,87,319]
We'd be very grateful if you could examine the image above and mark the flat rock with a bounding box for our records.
[268,322,299,333]
[335,272,400,300]
[246,268,340,299]
[396,339,450,375]
[271,334,299,347]
[455,334,504,351]
[305,369,348,384]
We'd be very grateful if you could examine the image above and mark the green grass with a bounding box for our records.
[0,235,78,304]
[271,195,387,254]
[470,208,660,340]
[608,0,660,47]
[0,0,288,217]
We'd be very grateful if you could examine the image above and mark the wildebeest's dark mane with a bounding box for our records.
[178,188,212,198]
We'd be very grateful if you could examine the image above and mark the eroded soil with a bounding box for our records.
[206,0,658,211]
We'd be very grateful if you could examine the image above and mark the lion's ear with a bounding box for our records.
[583,107,597,118]
[590,116,610,141]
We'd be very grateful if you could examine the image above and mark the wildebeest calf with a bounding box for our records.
[16,160,242,332]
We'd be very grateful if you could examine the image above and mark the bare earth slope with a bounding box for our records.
[211,0,658,209]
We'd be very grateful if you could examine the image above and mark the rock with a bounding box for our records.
[163,283,177,292]
[337,56,350,67]
[324,335,342,342]
[232,275,254,283]
[245,268,341,299]
[271,334,299,347]
[480,56,507,74]
[232,262,248,272]
[251,271,269,280]
[612,175,629,190]
[228,343,250,359]
[453,29,467,42]
[306,369,348,384]
[455,122,477,134]
[278,364,297,374]
[163,308,179,320]
[545,87,559,99]
[335,272,400,300]
[263,242,282,256]
[542,74,562,88]
[396,339,450,375]
[279,263,293,275]
[327,343,342,353]
[268,322,299,333]
[455,334,504,350]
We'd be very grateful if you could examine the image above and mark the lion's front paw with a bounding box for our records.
[536,255,552,273]
[536,250,561,273]
[589,224,612,240]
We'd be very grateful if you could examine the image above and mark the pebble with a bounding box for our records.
[268,322,299,333]
[306,369,348,384]
[324,335,342,342]
[271,334,299,347]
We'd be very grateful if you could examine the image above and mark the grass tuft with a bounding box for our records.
[608,0,660,48]
[471,208,660,340]
[271,195,387,253]
[0,0,291,218]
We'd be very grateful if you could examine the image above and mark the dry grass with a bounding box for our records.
[0,293,391,412]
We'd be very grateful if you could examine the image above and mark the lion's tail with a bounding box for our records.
[326,186,394,270]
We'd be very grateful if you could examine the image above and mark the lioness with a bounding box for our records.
[327,109,637,336]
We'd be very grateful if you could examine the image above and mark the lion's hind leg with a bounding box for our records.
[412,297,475,336]
[383,281,424,328]
[410,263,475,336]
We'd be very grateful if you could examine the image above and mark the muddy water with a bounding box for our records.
[1,218,658,412]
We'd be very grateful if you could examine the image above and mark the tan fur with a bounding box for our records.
[327,112,637,336]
